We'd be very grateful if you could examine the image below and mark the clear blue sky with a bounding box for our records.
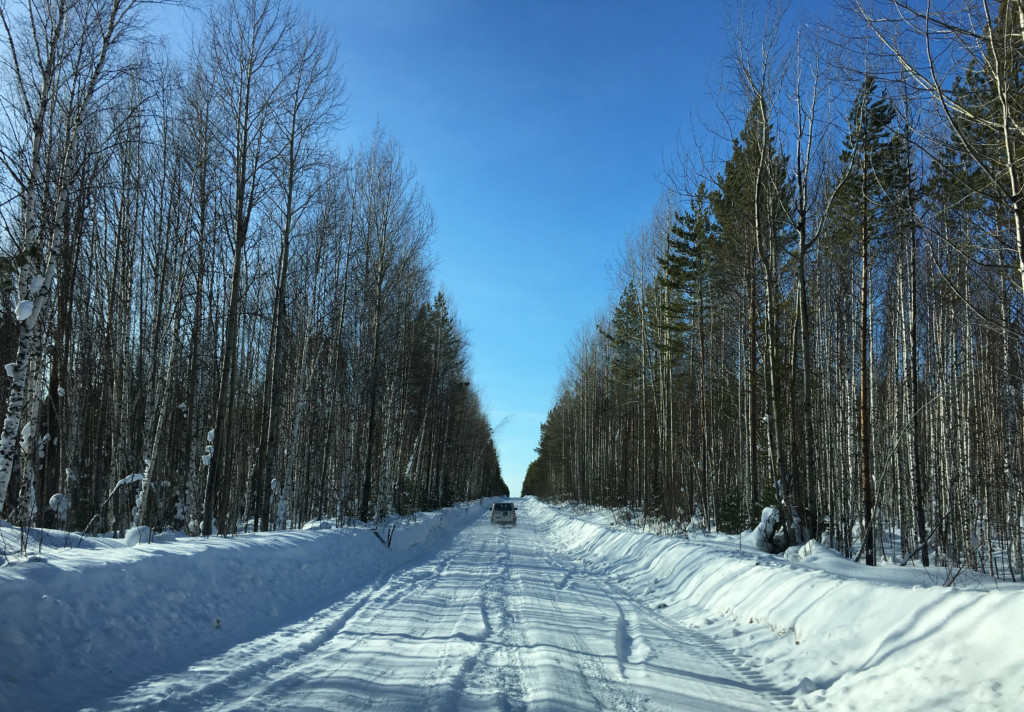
[316,0,733,497]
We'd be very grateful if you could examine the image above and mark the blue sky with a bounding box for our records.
[316,0,734,496]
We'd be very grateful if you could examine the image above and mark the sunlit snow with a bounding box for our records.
[14,300,32,321]
[0,498,1019,711]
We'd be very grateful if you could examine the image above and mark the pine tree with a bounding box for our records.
[833,74,903,566]
[712,102,796,550]
[658,184,719,345]
[658,184,719,525]
[603,282,644,507]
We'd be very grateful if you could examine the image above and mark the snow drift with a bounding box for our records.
[529,500,1023,711]
[1,496,1020,711]
[0,502,488,712]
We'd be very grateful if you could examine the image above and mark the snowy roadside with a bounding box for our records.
[528,498,1024,712]
[0,501,493,712]
[3,496,1020,711]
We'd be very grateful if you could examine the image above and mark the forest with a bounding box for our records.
[524,0,1024,579]
[0,0,507,541]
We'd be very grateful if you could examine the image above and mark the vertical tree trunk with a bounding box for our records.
[0,0,129,511]
[860,156,875,566]
[203,232,245,535]
[908,190,928,567]
[747,260,759,518]
[358,308,383,523]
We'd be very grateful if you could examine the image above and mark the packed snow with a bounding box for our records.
[0,497,1019,711]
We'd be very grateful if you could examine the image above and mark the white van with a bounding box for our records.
[490,501,517,526]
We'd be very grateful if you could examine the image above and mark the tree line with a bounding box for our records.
[0,0,507,539]
[524,0,1024,579]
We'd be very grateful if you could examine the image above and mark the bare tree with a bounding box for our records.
[852,0,1023,287]
[199,0,293,535]
[348,127,434,523]
[251,11,343,531]
[0,0,148,513]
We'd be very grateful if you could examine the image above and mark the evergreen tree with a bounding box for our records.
[658,184,719,347]
[832,74,904,565]
[603,282,645,507]
[606,282,644,395]
[711,101,796,551]
[658,184,720,523]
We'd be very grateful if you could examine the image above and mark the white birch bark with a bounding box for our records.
[0,0,142,512]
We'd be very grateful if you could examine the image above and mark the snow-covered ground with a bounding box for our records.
[1,497,1019,711]
[535,503,1023,711]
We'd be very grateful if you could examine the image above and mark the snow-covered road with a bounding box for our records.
[96,501,784,711]
[5,497,1022,710]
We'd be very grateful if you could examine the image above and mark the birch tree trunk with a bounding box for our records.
[0,0,143,513]
[200,0,291,536]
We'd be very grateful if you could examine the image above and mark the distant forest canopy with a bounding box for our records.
[525,0,1024,578]
[0,0,507,539]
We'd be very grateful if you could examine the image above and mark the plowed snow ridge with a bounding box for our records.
[1,497,1021,711]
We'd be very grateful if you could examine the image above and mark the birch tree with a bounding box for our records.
[0,0,148,513]
[349,127,434,523]
[200,0,293,535]
[251,11,343,532]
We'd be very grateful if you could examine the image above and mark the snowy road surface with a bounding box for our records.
[96,503,784,711]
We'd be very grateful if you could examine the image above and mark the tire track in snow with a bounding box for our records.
[249,535,490,711]
[558,531,792,711]
[440,526,528,712]
[527,515,789,712]
[96,504,788,711]
[594,571,792,711]
[527,546,647,712]
[95,529,470,711]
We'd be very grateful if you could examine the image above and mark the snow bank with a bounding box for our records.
[0,500,492,712]
[527,498,1023,712]
[5,497,1017,711]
